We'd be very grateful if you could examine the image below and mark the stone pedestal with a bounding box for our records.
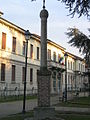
[34,107,55,120]
[37,69,51,107]
[33,69,55,120]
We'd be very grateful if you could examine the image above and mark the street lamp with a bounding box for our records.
[64,52,68,102]
[22,30,31,113]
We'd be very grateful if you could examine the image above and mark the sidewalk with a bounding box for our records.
[0,99,37,118]
[55,106,90,113]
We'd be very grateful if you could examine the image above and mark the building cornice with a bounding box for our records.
[0,17,84,61]
[0,11,3,16]
[0,17,25,34]
[32,33,66,52]
[67,51,84,61]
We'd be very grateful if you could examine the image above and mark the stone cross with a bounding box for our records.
[43,0,45,9]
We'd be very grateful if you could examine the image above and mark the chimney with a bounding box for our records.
[0,11,4,17]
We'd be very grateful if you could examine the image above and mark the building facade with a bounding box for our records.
[0,13,86,95]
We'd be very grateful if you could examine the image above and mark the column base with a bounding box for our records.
[34,107,55,120]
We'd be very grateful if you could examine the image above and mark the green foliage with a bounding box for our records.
[66,27,90,64]
[60,0,90,18]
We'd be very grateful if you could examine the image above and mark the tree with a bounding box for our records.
[31,0,90,18]
[66,27,90,96]
[66,28,90,64]
[60,0,90,18]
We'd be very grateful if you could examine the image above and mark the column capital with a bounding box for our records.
[40,9,49,18]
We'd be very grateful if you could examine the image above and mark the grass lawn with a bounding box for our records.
[57,96,90,108]
[0,95,37,103]
[1,111,90,120]
[56,113,90,120]
[0,111,33,120]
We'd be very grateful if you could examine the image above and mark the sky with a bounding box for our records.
[0,0,90,57]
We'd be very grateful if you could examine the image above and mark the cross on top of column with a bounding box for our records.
[43,0,45,9]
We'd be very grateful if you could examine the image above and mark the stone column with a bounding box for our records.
[38,7,50,107]
[34,7,55,120]
[40,8,48,70]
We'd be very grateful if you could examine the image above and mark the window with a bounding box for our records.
[58,54,61,62]
[22,67,25,82]
[12,37,16,52]
[53,52,56,62]
[47,49,51,60]
[52,72,56,91]
[79,63,80,71]
[2,32,6,49]
[30,68,33,83]
[83,65,84,72]
[68,60,70,69]
[30,44,33,59]
[57,73,61,90]
[1,63,5,81]
[73,62,75,70]
[37,69,39,75]
[61,74,63,84]
[68,75,70,85]
[37,47,39,60]
[12,65,15,82]
[81,64,82,71]
[22,41,26,55]
[71,61,72,70]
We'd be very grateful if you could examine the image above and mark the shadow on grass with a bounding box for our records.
[56,96,90,108]
[1,111,90,120]
[56,112,90,120]
[0,111,33,120]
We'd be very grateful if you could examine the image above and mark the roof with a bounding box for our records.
[32,33,66,51]
[67,51,84,61]
[0,11,3,16]
[0,17,25,33]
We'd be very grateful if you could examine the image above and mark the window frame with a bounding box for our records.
[30,68,33,83]
[53,51,56,62]
[1,63,5,81]
[2,32,6,50]
[30,44,33,59]
[47,49,51,60]
[37,47,39,60]
[22,41,26,56]
[12,37,16,53]
[11,65,16,82]
[22,67,25,82]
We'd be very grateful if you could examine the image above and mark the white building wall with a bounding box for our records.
[0,18,86,95]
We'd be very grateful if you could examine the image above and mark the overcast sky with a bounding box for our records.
[0,0,90,57]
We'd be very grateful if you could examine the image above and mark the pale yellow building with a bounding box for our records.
[0,13,86,96]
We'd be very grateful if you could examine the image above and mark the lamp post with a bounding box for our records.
[64,52,68,102]
[22,30,31,114]
[86,68,90,96]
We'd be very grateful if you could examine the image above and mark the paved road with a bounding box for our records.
[0,99,37,118]
[0,96,90,118]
